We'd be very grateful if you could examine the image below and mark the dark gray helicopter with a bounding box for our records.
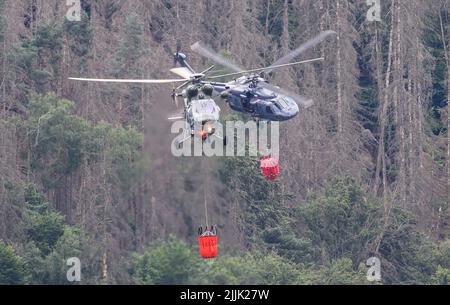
[70,31,336,125]
[178,30,337,121]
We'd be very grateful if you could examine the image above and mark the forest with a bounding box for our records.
[0,0,449,285]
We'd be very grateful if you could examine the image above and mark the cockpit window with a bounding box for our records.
[255,88,277,99]
[277,98,289,109]
[193,100,216,114]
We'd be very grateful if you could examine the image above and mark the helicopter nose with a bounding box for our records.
[291,101,299,115]
[282,98,299,120]
[285,109,299,120]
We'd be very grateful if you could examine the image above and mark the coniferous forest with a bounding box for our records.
[0,0,449,285]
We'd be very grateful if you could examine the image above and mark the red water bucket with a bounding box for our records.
[260,156,280,180]
[198,234,218,259]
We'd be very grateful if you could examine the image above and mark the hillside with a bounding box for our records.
[0,0,449,285]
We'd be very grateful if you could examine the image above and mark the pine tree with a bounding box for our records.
[0,241,26,285]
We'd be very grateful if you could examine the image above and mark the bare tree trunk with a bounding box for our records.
[101,252,108,283]
[439,8,449,227]
[375,0,396,253]
[336,0,343,136]
[373,27,384,194]
[407,78,414,204]
[282,0,289,52]
[375,3,395,201]
[1,33,5,112]
[391,0,407,206]
[264,0,271,37]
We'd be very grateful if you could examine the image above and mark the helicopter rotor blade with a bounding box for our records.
[206,58,324,80]
[168,115,185,121]
[201,65,216,75]
[260,82,314,109]
[266,30,336,73]
[69,77,189,84]
[176,80,191,91]
[170,67,194,79]
[191,42,244,73]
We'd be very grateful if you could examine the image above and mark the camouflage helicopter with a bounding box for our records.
[70,52,225,145]
[69,31,336,141]
[167,51,224,145]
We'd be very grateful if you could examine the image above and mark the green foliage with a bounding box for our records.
[63,12,92,58]
[201,255,259,285]
[20,187,85,284]
[33,22,63,65]
[22,241,46,284]
[377,211,441,284]
[0,0,5,43]
[24,184,49,214]
[23,93,145,191]
[111,14,145,77]
[25,93,92,189]
[24,209,65,256]
[132,235,200,285]
[252,254,303,285]
[11,40,42,98]
[107,126,145,191]
[220,156,291,231]
[39,227,83,285]
[354,29,380,133]
[0,241,26,285]
[131,237,372,285]
[433,266,450,285]
[131,237,306,285]
[262,228,316,265]
[108,14,146,127]
[9,22,62,99]
[220,154,316,267]
[297,176,448,284]
[22,227,84,285]
[298,176,382,265]
[423,8,449,135]
[310,258,370,285]
[202,252,303,285]
[134,178,448,285]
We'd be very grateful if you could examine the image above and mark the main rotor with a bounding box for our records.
[69,30,337,109]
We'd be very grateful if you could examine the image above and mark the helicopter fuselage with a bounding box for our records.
[211,76,300,121]
[181,84,221,140]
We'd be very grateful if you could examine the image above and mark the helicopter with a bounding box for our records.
[69,30,336,130]
[169,81,224,146]
[70,50,225,145]
[168,30,336,122]
[166,50,225,146]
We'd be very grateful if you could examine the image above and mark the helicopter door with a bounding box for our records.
[228,94,243,112]
[241,94,255,113]
[256,103,274,119]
